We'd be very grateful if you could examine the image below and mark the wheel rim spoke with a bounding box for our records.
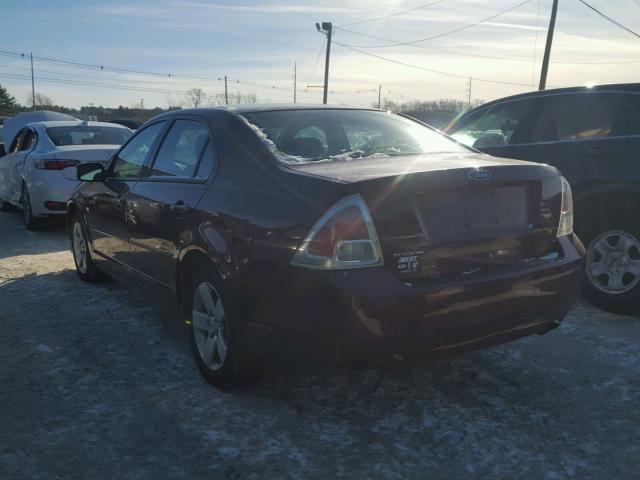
[192,311,210,332]
[203,335,217,366]
[607,271,624,291]
[198,283,216,315]
[624,260,640,277]
[215,298,225,322]
[216,332,227,362]
[589,260,607,277]
[192,281,227,371]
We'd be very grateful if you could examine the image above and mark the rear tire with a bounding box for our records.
[582,222,640,314]
[187,266,260,389]
[21,186,40,230]
[70,215,105,282]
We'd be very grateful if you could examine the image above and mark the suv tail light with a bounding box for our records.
[557,176,573,237]
[35,160,80,170]
[291,194,384,270]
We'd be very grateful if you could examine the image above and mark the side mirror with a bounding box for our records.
[77,162,105,182]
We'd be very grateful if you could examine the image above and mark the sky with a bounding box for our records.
[0,0,639,109]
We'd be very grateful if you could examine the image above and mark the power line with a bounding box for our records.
[577,0,640,40]
[332,40,532,86]
[337,0,450,27]
[0,49,295,92]
[335,0,533,48]
[336,25,640,65]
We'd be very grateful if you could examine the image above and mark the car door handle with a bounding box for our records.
[169,201,189,216]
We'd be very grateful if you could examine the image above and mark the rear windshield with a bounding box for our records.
[46,126,131,146]
[242,109,469,164]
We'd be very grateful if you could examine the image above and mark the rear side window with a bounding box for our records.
[10,129,27,153]
[449,99,536,148]
[112,122,165,179]
[150,120,210,178]
[529,93,625,143]
[22,130,37,151]
[195,141,215,179]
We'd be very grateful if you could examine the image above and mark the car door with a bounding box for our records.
[0,128,29,203]
[126,116,216,289]
[0,130,23,201]
[447,97,538,160]
[85,121,167,267]
[14,128,38,192]
[507,91,628,192]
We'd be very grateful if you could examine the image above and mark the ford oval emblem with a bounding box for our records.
[467,168,492,181]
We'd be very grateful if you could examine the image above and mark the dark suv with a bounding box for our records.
[446,84,640,313]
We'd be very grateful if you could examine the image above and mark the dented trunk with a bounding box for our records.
[289,152,563,280]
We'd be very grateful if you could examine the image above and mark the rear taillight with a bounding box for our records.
[557,176,573,237]
[291,194,384,270]
[35,160,80,170]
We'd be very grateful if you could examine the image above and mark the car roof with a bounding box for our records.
[153,104,383,119]
[32,120,131,129]
[475,82,640,110]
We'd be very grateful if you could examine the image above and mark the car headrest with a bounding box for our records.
[285,137,326,159]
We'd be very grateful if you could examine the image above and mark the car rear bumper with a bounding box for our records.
[27,171,79,217]
[244,234,585,367]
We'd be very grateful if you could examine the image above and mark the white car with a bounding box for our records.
[0,117,131,228]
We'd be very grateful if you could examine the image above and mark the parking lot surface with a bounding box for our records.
[1,211,639,480]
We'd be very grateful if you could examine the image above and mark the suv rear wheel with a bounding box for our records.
[584,227,640,314]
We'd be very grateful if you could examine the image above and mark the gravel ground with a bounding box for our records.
[1,210,639,480]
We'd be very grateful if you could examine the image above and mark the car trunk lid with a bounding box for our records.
[289,153,562,280]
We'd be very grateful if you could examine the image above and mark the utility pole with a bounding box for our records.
[465,77,472,105]
[316,22,333,104]
[224,75,229,105]
[140,98,144,109]
[377,84,382,109]
[30,52,35,110]
[293,62,297,103]
[539,0,558,90]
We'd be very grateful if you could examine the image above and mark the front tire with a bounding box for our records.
[583,227,640,314]
[188,267,259,389]
[71,216,105,282]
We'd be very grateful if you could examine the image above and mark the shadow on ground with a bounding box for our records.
[1,265,639,479]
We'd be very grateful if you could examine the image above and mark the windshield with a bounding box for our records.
[46,126,131,147]
[242,109,468,164]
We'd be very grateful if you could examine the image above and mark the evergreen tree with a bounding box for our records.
[0,84,16,114]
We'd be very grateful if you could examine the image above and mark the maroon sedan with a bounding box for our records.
[67,106,584,389]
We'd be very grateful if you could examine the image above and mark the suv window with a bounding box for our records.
[626,93,640,136]
[529,93,625,143]
[449,99,536,148]
[150,120,209,178]
[111,122,165,179]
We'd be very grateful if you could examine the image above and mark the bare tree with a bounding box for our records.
[27,92,54,107]
[209,91,257,106]
[185,88,206,108]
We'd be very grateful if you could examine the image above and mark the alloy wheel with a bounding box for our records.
[72,222,88,274]
[192,282,228,371]
[586,230,640,294]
